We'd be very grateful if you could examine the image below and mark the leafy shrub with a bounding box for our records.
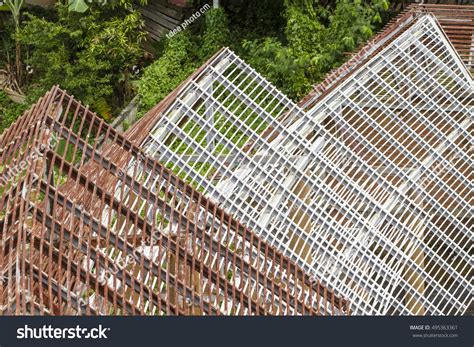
[0,91,28,135]
[224,0,285,40]
[199,7,230,60]
[138,8,231,115]
[242,0,390,100]
[242,38,311,100]
[17,4,145,118]
[1,0,392,136]
[138,31,197,115]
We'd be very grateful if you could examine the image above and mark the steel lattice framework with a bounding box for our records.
[300,3,474,109]
[0,87,349,315]
[134,12,473,315]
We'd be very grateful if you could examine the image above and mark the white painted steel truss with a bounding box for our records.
[137,14,473,315]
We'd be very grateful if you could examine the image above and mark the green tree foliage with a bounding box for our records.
[199,7,229,60]
[243,0,390,99]
[0,90,28,134]
[68,0,144,13]
[138,8,230,115]
[1,0,391,134]
[224,0,285,40]
[138,1,390,113]
[16,3,145,120]
[137,31,196,115]
[242,38,311,100]
[4,0,23,81]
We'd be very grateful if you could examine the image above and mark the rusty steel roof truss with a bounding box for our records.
[0,87,349,316]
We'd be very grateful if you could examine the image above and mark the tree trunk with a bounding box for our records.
[15,37,21,85]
